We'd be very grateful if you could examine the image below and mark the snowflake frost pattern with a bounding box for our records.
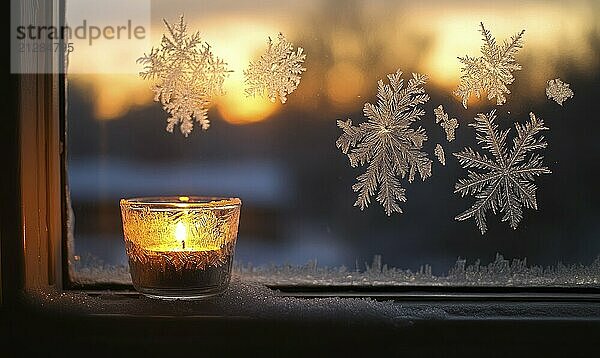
[137,15,230,136]
[546,78,574,106]
[454,110,551,234]
[433,105,446,124]
[336,70,432,215]
[434,105,459,141]
[434,144,446,166]
[244,33,306,104]
[454,23,525,109]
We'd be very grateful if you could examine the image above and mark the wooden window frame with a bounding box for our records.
[1,0,65,304]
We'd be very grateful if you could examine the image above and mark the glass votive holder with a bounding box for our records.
[120,196,241,299]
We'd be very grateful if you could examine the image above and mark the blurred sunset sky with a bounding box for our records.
[66,0,600,273]
[68,0,599,124]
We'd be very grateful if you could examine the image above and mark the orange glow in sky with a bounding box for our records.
[204,20,280,125]
[326,62,365,109]
[70,74,152,120]
[67,1,598,123]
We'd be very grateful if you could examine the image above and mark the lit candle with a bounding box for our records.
[175,221,187,249]
[120,196,241,299]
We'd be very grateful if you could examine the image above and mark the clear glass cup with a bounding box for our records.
[120,196,241,299]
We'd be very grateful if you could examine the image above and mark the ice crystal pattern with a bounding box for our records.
[434,144,446,166]
[238,253,600,288]
[137,15,230,136]
[244,33,306,104]
[336,70,431,215]
[454,110,551,234]
[546,78,574,106]
[454,23,525,109]
[121,203,240,271]
[433,105,446,124]
[434,105,459,141]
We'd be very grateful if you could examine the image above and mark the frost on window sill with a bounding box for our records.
[70,253,600,288]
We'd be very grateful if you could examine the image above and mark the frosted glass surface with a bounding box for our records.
[67,0,600,286]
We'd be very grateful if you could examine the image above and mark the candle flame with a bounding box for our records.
[174,221,187,244]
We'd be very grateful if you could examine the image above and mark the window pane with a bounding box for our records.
[67,0,600,286]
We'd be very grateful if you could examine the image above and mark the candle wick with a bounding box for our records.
[182,240,185,250]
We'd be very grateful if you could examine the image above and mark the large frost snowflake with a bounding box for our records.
[137,15,230,136]
[454,23,525,109]
[336,70,432,215]
[244,33,306,104]
[546,78,574,106]
[454,110,551,234]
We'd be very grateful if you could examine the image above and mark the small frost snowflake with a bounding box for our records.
[336,70,432,215]
[434,144,446,166]
[434,105,459,141]
[244,33,306,104]
[454,110,551,234]
[137,15,230,136]
[433,105,447,124]
[546,78,573,106]
[442,119,459,142]
[454,23,525,109]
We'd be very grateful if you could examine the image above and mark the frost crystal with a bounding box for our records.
[434,144,446,166]
[546,78,574,105]
[454,23,525,109]
[433,105,446,124]
[137,15,230,136]
[336,70,431,215]
[454,110,551,234]
[244,33,306,104]
[434,105,459,141]
[238,253,600,288]
[441,119,459,142]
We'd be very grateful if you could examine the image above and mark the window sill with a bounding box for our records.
[3,278,600,355]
